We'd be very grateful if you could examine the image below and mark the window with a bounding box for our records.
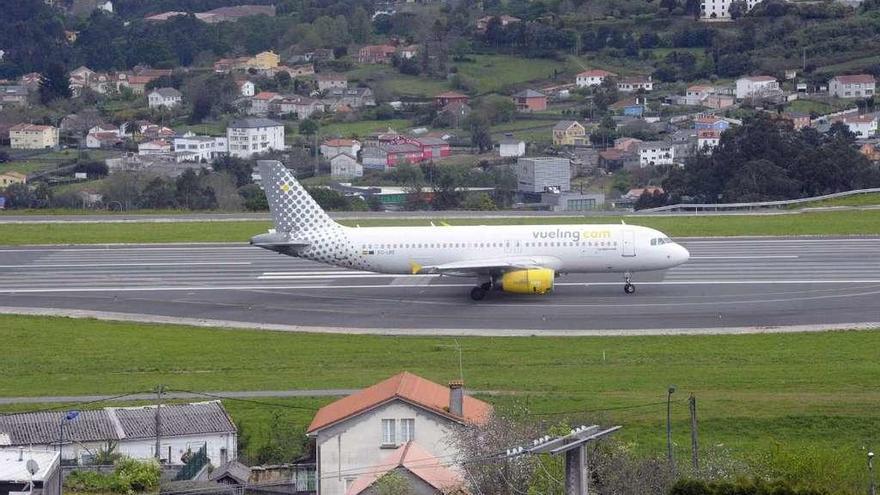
[382,419,396,445]
[400,418,415,442]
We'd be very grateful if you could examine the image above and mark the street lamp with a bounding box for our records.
[667,386,676,466]
[58,410,80,495]
[869,451,876,495]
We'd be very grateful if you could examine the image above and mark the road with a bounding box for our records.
[0,237,879,335]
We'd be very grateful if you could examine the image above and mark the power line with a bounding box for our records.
[167,389,321,412]
[0,391,155,416]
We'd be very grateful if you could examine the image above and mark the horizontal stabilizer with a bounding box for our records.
[250,232,311,254]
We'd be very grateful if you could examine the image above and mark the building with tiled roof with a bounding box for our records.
[345,442,468,495]
[307,372,490,495]
[0,401,236,466]
[829,74,876,99]
[575,69,616,88]
[9,124,58,150]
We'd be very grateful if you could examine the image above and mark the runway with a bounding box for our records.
[1,237,879,334]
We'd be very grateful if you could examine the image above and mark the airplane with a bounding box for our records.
[251,160,690,300]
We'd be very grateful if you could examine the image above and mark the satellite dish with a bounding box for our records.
[26,459,39,476]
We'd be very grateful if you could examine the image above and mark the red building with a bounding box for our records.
[362,136,451,170]
[512,89,547,112]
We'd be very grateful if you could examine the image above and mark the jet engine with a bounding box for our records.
[500,268,555,295]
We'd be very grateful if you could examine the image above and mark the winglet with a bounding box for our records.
[621,219,627,225]
[409,261,423,274]
[440,221,451,227]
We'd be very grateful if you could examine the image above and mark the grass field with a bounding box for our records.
[0,315,877,491]
[318,119,411,139]
[1,210,879,245]
[790,192,880,209]
[455,55,567,94]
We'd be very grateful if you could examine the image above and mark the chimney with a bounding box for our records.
[448,380,464,417]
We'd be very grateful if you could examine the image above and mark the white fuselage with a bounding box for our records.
[300,223,689,275]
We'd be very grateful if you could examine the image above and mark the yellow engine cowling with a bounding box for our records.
[500,268,555,295]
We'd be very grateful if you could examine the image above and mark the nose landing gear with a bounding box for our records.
[470,281,494,301]
[624,272,636,294]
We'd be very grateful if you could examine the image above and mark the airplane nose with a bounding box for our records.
[676,244,690,264]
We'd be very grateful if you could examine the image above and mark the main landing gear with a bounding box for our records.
[470,282,493,301]
[624,272,636,294]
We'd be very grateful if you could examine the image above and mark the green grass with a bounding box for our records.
[455,54,568,94]
[0,315,877,491]
[0,161,53,174]
[789,192,880,209]
[318,119,411,139]
[2,210,880,245]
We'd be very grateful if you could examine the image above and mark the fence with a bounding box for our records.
[638,187,880,214]
[175,445,208,481]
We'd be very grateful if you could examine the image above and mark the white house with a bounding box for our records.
[0,402,237,467]
[317,74,348,92]
[85,124,123,149]
[575,69,616,88]
[637,141,675,167]
[700,0,763,20]
[306,372,491,495]
[828,74,876,99]
[320,138,361,158]
[685,85,714,105]
[841,114,877,138]
[329,153,363,179]
[226,118,285,159]
[735,76,779,100]
[697,129,721,153]
[617,75,653,92]
[138,139,172,155]
[0,448,61,495]
[235,80,255,97]
[499,135,526,157]
[147,87,182,109]
[174,133,228,162]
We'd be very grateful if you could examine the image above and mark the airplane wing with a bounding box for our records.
[414,256,563,277]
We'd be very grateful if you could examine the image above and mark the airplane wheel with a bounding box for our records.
[470,287,487,301]
[624,283,636,294]
[480,282,492,291]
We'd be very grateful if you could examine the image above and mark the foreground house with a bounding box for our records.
[552,120,587,146]
[0,401,236,466]
[9,124,58,149]
[226,118,285,159]
[828,74,876,99]
[329,153,363,179]
[306,372,490,495]
[0,449,60,495]
[346,442,468,495]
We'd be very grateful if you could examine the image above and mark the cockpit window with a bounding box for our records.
[651,237,673,246]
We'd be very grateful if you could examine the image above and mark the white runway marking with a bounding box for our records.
[689,255,799,260]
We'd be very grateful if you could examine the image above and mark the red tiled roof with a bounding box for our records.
[698,129,721,139]
[307,372,491,433]
[254,91,280,100]
[345,442,466,495]
[323,138,358,146]
[833,74,876,85]
[10,123,54,132]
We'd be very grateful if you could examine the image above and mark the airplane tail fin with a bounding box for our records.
[257,160,337,234]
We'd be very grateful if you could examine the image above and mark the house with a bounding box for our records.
[317,74,348,92]
[575,69,616,88]
[235,80,255,97]
[86,125,123,148]
[614,137,643,153]
[0,402,237,466]
[697,129,721,152]
[499,134,525,157]
[828,74,876,99]
[0,171,27,187]
[617,75,653,92]
[0,448,60,495]
[209,460,251,486]
[271,96,325,119]
[780,111,811,130]
[700,0,763,19]
[226,118,285,159]
[329,153,363,179]
[214,57,250,73]
[306,372,490,495]
[475,14,521,31]
[321,138,361,158]
[147,88,182,109]
[637,141,675,167]
[397,45,419,59]
[346,442,467,495]
[693,115,729,131]
[362,142,423,170]
[247,51,280,71]
[541,191,606,212]
[512,89,547,112]
[138,139,172,155]
[250,91,282,116]
[860,143,880,161]
[616,186,665,208]
[173,133,228,162]
[610,97,645,116]
[517,156,571,193]
[19,72,43,91]
[435,91,469,108]
[140,124,175,140]
[323,87,376,110]
[276,64,315,77]
[9,124,58,149]
[685,85,714,105]
[598,148,636,171]
[552,120,587,146]
[840,114,877,138]
[703,94,735,109]
[357,45,397,64]
[0,85,29,106]
[735,76,780,100]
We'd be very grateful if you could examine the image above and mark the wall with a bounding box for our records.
[314,401,461,495]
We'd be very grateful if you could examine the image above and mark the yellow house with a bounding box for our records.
[248,51,280,70]
[0,171,27,188]
[9,124,59,150]
[552,120,587,146]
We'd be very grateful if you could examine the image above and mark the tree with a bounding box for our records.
[212,156,254,187]
[39,63,71,103]
[462,192,497,210]
[1,183,36,209]
[373,471,411,495]
[728,0,748,19]
[350,7,372,43]
[465,114,493,153]
[140,177,177,209]
[238,183,268,211]
[299,118,319,136]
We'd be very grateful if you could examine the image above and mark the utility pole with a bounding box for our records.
[689,394,699,472]
[524,425,621,495]
[667,385,676,468]
[155,385,164,461]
